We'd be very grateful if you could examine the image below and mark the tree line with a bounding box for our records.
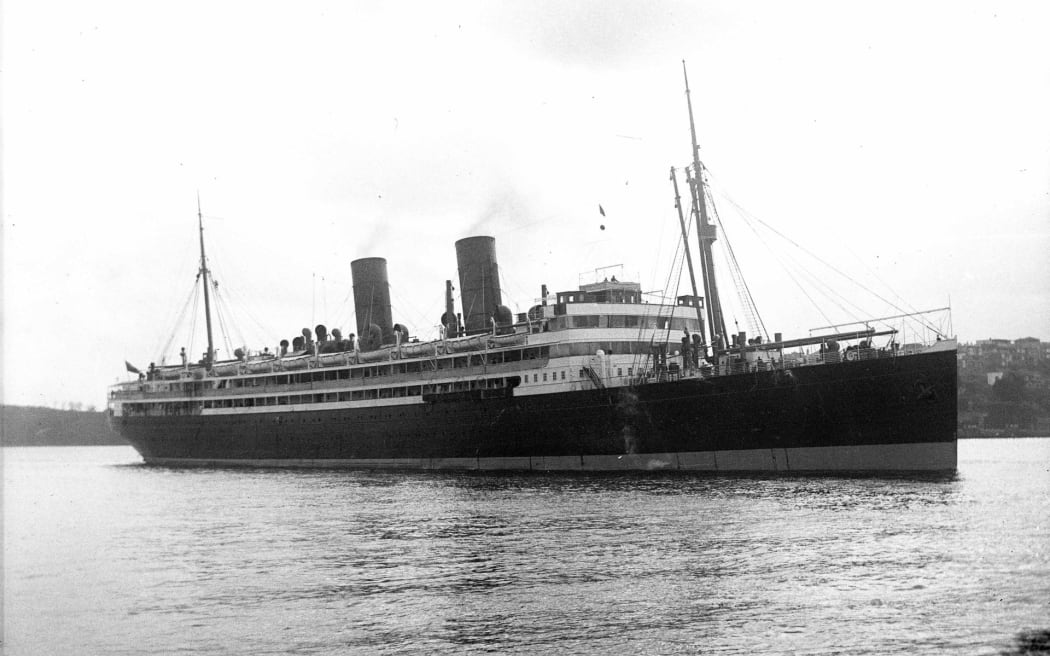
[1,405,126,446]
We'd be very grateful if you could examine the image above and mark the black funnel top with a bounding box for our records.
[351,257,394,348]
[455,236,502,335]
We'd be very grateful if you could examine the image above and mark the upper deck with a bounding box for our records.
[109,269,956,416]
[109,290,700,398]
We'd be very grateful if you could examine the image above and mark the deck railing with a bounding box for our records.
[659,345,892,381]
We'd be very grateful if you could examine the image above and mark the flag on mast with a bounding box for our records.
[125,361,141,374]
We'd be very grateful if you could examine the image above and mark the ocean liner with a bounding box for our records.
[108,69,958,472]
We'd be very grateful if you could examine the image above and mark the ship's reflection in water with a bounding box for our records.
[4,439,1049,655]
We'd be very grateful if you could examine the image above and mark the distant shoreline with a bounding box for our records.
[1,405,127,447]
[959,432,1049,440]
[961,434,1050,440]
[3,444,134,448]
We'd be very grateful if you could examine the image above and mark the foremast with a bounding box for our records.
[683,61,728,352]
[197,195,216,368]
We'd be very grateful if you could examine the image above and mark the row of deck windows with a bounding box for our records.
[123,359,645,416]
[548,315,699,332]
[212,376,514,408]
[528,367,633,384]
[123,377,515,415]
[122,346,553,396]
[547,341,671,358]
[217,347,551,389]
[120,340,670,404]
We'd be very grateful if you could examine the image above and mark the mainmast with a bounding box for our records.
[197,194,216,368]
[683,60,728,351]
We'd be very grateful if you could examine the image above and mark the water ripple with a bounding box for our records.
[4,440,1049,655]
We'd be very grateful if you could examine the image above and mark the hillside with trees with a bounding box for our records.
[1,406,127,446]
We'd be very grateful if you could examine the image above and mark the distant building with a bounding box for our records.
[976,338,1016,369]
[1014,337,1046,367]
[959,337,1047,373]
[957,337,1048,435]
[958,342,980,371]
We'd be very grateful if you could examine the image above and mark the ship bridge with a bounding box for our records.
[537,279,703,334]
[566,279,643,304]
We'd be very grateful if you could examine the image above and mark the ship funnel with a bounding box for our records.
[351,257,394,350]
[455,236,503,335]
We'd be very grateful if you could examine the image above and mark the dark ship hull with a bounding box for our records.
[116,348,956,472]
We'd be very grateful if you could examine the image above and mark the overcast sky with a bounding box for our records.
[3,1,1049,408]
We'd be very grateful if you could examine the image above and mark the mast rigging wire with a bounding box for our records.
[157,281,202,363]
[629,225,689,378]
[701,175,768,342]
[207,259,276,349]
[187,276,201,362]
[211,279,241,360]
[709,177,943,336]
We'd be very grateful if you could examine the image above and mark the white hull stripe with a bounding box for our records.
[143,441,956,472]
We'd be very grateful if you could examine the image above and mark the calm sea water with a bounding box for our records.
[4,439,1049,655]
